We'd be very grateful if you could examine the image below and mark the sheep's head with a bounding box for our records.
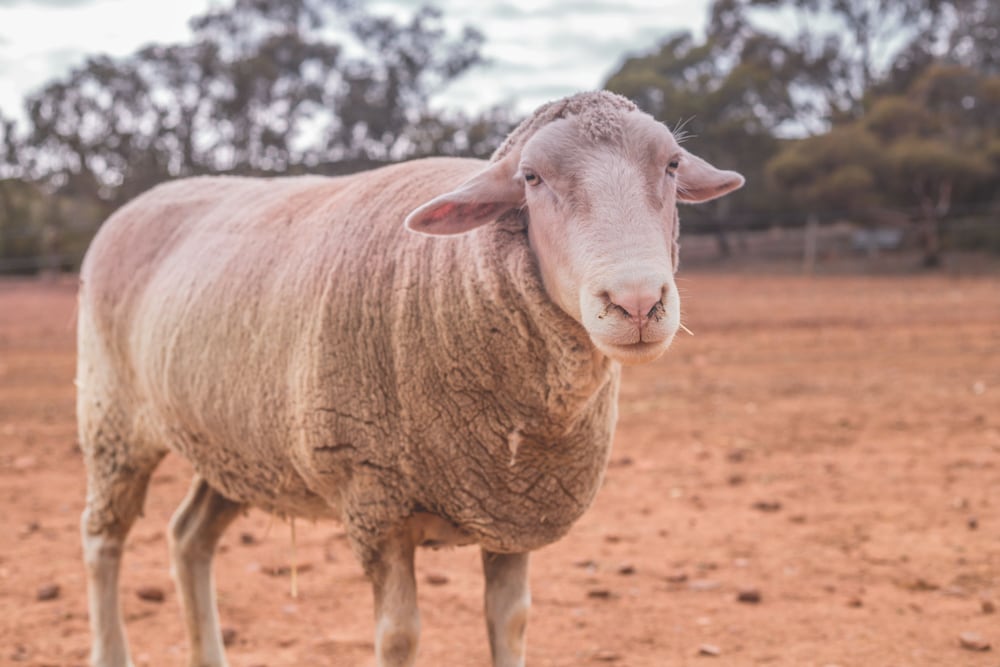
[405,92,744,365]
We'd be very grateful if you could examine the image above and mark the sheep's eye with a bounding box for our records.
[667,159,680,172]
[523,170,542,186]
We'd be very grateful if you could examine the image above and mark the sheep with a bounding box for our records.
[77,90,744,667]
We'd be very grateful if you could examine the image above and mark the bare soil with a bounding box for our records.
[1,273,998,667]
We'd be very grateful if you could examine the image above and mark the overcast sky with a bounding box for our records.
[0,0,712,121]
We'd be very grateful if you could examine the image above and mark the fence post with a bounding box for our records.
[802,214,818,274]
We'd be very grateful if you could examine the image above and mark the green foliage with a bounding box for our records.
[889,138,992,185]
[767,126,885,212]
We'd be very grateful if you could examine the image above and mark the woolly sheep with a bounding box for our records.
[77,91,744,667]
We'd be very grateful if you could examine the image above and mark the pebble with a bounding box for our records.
[737,588,762,604]
[698,643,721,656]
[222,627,238,647]
[587,588,614,599]
[36,584,60,601]
[617,563,636,576]
[958,631,990,652]
[425,573,449,586]
[239,532,257,545]
[593,649,621,662]
[981,599,995,615]
[752,500,782,512]
[665,571,689,584]
[688,579,720,592]
[135,586,165,603]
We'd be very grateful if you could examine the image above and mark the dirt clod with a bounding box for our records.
[425,572,449,586]
[752,501,782,512]
[665,571,689,584]
[587,588,614,599]
[222,627,238,646]
[135,586,165,603]
[36,584,60,601]
[737,588,762,604]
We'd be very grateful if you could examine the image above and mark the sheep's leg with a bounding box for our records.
[81,450,165,667]
[482,550,530,667]
[369,532,421,667]
[169,476,244,667]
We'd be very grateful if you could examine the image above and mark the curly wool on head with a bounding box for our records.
[490,90,638,163]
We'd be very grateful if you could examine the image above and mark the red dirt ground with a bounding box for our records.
[1,273,998,667]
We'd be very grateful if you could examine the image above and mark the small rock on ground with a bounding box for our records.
[425,573,449,586]
[36,584,60,601]
[958,631,990,652]
[698,643,721,657]
[593,649,620,662]
[135,586,165,603]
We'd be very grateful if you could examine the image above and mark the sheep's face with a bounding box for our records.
[404,108,744,365]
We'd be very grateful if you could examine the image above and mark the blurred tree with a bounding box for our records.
[5,0,497,272]
[604,0,823,254]
[21,0,489,212]
[766,61,996,266]
[945,0,1000,74]
[745,0,952,120]
[766,125,886,215]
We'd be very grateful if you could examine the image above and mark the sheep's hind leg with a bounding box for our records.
[482,550,530,667]
[169,476,244,667]
[368,531,421,667]
[81,445,166,667]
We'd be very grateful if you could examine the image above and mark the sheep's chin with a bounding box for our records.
[590,337,672,365]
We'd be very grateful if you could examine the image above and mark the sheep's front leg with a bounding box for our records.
[369,532,420,667]
[482,550,530,667]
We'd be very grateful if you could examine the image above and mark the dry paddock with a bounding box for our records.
[1,272,998,667]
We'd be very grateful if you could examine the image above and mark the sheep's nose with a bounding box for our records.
[607,284,665,328]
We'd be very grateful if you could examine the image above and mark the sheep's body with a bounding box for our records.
[79,158,618,560]
[79,92,744,667]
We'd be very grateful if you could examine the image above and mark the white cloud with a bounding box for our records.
[0,0,97,7]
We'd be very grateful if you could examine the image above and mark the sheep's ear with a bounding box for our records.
[676,150,745,204]
[405,158,524,236]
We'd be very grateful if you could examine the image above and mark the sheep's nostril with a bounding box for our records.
[646,300,666,322]
[604,286,665,328]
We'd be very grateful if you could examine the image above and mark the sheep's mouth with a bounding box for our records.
[592,338,671,365]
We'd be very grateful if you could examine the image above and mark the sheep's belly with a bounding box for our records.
[160,425,339,521]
